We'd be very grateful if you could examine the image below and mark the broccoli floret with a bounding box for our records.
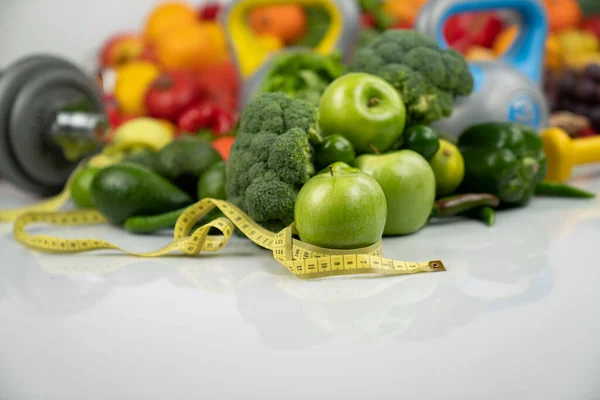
[268,128,315,185]
[350,30,474,125]
[225,93,318,233]
[245,175,296,225]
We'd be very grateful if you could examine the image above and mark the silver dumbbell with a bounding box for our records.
[0,55,107,196]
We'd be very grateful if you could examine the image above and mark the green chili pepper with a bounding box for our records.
[431,193,500,218]
[465,206,496,227]
[458,122,547,207]
[535,181,596,199]
[123,207,187,235]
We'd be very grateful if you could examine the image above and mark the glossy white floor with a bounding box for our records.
[1,166,598,399]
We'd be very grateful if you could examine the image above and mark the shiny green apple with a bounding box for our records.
[355,150,435,236]
[294,166,387,249]
[318,73,406,154]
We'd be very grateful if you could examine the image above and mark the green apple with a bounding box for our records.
[316,161,360,175]
[319,73,406,154]
[294,166,387,249]
[355,150,435,236]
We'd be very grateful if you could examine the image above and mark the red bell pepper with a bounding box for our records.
[177,102,236,136]
[444,12,504,53]
[193,60,239,111]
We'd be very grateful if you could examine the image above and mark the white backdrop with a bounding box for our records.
[0,0,227,71]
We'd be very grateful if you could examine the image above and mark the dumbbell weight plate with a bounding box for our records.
[0,55,100,196]
[10,66,104,191]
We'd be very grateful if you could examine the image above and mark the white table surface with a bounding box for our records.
[1,166,599,400]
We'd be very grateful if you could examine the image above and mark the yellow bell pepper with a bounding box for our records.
[114,61,161,116]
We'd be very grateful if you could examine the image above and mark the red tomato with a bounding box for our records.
[144,71,204,122]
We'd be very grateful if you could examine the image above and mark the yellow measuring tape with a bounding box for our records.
[0,187,71,222]
[11,198,446,280]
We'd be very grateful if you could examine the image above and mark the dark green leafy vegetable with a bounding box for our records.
[258,51,345,105]
[295,6,331,48]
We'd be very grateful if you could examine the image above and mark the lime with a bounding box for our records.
[402,125,440,160]
[70,166,101,208]
[315,134,356,170]
[197,161,226,200]
[429,139,465,197]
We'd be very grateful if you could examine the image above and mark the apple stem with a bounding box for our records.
[368,143,381,155]
[329,165,334,177]
[367,97,381,107]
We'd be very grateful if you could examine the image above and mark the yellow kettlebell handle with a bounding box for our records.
[221,0,359,106]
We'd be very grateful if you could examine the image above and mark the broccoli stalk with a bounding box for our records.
[350,30,474,126]
[225,93,319,232]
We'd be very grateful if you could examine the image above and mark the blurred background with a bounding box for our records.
[0,0,223,68]
[0,0,599,179]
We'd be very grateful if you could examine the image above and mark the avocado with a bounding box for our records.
[90,163,192,225]
[122,148,157,170]
[154,137,222,198]
[197,161,226,200]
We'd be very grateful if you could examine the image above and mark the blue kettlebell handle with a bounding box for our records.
[416,0,548,84]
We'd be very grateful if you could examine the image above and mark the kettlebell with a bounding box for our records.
[415,0,549,137]
[0,55,106,196]
[220,0,360,109]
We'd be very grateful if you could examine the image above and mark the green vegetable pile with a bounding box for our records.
[350,30,474,125]
[259,51,345,106]
[225,92,319,232]
[66,26,597,244]
[70,135,227,235]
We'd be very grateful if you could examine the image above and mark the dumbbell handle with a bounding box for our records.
[49,111,108,161]
[542,127,600,182]
[573,136,600,165]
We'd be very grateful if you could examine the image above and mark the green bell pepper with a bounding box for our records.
[458,122,547,207]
